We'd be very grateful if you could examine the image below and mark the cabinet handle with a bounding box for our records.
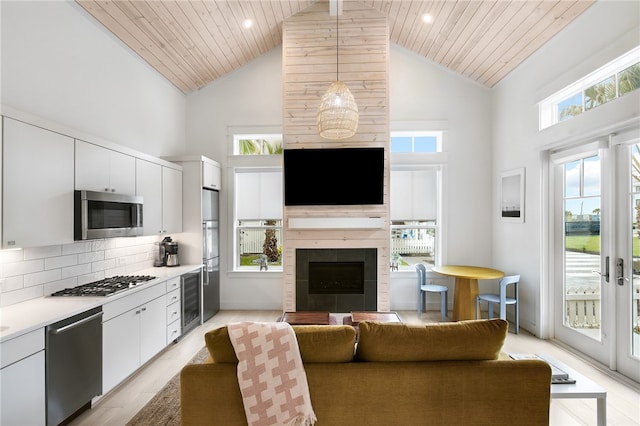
[136,310,141,314]
[104,188,109,192]
[141,307,146,312]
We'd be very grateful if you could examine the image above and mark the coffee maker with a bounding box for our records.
[154,236,180,267]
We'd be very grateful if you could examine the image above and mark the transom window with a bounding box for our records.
[391,131,441,153]
[233,134,283,155]
[539,46,640,130]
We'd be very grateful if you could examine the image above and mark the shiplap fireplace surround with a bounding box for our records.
[282,1,391,312]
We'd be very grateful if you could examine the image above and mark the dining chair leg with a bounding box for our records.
[475,297,480,320]
[440,292,447,321]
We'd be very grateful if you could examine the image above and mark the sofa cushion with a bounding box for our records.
[355,319,508,362]
[205,324,356,363]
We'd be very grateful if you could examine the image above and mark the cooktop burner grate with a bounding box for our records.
[50,275,156,297]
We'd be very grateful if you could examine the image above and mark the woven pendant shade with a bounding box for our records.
[317,80,359,140]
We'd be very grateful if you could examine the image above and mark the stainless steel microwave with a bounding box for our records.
[74,190,143,240]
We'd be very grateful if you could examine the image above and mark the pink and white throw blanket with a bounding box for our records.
[227,321,317,426]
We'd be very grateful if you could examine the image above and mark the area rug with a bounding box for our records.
[126,346,209,426]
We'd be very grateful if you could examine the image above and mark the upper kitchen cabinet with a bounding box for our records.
[75,140,136,195]
[202,160,221,190]
[135,159,163,235]
[135,159,182,235]
[2,118,74,248]
[162,166,182,234]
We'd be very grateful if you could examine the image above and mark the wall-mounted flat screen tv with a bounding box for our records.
[284,147,384,206]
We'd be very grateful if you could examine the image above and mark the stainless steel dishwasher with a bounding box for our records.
[45,306,103,426]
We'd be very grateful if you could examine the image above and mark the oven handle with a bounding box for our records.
[48,312,103,335]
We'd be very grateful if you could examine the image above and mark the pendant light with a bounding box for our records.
[317,9,359,140]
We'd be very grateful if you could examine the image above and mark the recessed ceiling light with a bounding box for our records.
[243,19,253,29]
[422,13,433,24]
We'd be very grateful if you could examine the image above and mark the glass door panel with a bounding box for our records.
[563,155,602,340]
[616,142,640,381]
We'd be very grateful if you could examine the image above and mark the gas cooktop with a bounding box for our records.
[50,275,156,297]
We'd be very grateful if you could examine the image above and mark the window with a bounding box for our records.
[391,131,441,153]
[539,46,640,130]
[390,130,444,271]
[234,134,283,155]
[234,168,283,271]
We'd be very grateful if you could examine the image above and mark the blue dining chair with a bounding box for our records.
[416,263,448,321]
[476,274,520,334]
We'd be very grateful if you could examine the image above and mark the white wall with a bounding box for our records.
[0,1,186,157]
[492,0,640,336]
[185,43,494,310]
[0,0,187,306]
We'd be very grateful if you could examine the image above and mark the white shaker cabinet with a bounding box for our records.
[202,160,221,190]
[75,140,136,194]
[102,282,167,394]
[0,328,46,426]
[162,166,183,234]
[135,160,182,235]
[2,118,74,248]
[135,159,163,235]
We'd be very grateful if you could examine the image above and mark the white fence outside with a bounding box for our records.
[566,281,640,331]
[240,229,280,254]
[391,235,435,255]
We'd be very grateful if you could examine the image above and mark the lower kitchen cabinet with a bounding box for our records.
[102,283,167,394]
[0,329,46,426]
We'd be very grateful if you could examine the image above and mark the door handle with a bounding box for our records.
[593,256,609,283]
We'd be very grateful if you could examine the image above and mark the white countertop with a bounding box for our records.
[0,264,202,343]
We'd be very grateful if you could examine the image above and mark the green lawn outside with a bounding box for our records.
[565,235,640,257]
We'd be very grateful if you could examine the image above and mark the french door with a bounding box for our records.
[552,128,639,383]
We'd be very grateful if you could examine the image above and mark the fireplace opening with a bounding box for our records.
[309,262,364,294]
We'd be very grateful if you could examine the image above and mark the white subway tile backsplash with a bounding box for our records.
[45,254,78,270]
[77,272,104,286]
[0,276,23,292]
[24,245,62,260]
[61,263,93,280]
[24,269,62,288]
[0,236,162,307]
[78,250,105,264]
[0,285,44,307]
[0,249,24,263]
[63,241,92,255]
[1,259,44,278]
[43,277,78,296]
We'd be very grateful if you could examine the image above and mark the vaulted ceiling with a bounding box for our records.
[76,0,596,94]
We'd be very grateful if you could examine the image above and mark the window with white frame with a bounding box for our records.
[234,168,283,271]
[390,131,444,271]
[234,134,283,155]
[539,45,640,130]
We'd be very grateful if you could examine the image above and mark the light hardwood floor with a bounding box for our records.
[71,310,640,426]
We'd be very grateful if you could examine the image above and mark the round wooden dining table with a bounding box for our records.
[431,265,505,321]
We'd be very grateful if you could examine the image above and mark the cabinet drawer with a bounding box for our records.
[166,289,180,306]
[166,277,180,293]
[0,328,44,369]
[103,282,166,321]
[166,301,181,324]
[167,320,181,344]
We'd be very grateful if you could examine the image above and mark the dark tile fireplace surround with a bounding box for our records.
[296,248,377,312]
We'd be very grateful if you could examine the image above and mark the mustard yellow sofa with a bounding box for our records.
[180,319,551,425]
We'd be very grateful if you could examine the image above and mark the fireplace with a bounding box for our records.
[296,248,377,312]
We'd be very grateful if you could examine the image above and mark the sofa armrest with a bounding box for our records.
[180,363,247,426]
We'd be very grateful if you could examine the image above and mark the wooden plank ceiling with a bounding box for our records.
[76,0,596,94]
